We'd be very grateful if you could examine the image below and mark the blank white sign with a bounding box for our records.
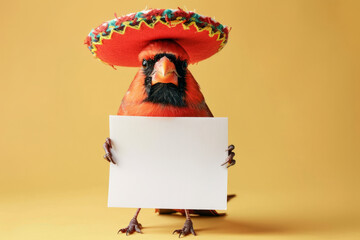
[108,116,228,210]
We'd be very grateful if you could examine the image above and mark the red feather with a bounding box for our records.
[117,41,213,117]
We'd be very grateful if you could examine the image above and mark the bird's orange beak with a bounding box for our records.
[151,56,178,86]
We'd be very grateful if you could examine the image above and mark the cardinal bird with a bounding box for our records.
[102,40,236,237]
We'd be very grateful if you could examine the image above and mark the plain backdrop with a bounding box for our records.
[1,0,359,239]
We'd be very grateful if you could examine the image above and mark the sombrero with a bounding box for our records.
[85,8,230,67]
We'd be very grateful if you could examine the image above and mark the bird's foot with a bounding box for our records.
[117,217,143,235]
[103,137,115,164]
[173,219,196,237]
[221,144,236,168]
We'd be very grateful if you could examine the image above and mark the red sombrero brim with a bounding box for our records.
[85,9,230,67]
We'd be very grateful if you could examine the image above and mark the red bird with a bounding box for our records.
[103,40,236,237]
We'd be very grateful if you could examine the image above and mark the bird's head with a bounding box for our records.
[137,40,190,107]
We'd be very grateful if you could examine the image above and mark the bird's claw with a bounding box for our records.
[117,218,143,235]
[103,137,115,164]
[226,144,235,152]
[221,144,236,168]
[173,219,196,238]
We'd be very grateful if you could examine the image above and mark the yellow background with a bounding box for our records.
[1,0,359,239]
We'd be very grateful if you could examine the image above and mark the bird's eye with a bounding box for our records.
[182,61,188,70]
[142,59,148,68]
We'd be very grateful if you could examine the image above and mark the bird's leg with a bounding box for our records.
[173,209,196,237]
[221,145,236,168]
[118,208,143,235]
[103,137,115,164]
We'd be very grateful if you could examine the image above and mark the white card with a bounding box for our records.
[108,116,228,210]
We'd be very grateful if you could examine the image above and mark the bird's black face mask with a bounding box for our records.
[146,82,185,106]
[142,53,188,107]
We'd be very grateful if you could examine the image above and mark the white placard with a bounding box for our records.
[108,116,228,210]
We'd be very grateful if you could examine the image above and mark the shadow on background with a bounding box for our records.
[195,217,292,235]
[152,213,360,236]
